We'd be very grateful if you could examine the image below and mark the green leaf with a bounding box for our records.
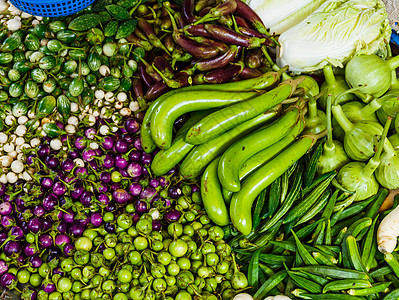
[106,4,132,20]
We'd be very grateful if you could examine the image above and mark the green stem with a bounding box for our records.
[359,96,384,118]
[363,117,391,178]
[308,95,318,120]
[335,86,365,105]
[331,104,354,133]
[387,55,399,71]
[322,65,336,88]
[391,70,399,90]
[325,93,334,149]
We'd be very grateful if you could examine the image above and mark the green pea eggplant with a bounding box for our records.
[376,90,399,128]
[345,54,399,98]
[375,119,399,189]
[317,94,350,175]
[337,117,390,201]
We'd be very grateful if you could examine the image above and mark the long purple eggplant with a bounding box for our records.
[182,0,198,23]
[126,34,153,51]
[204,24,264,48]
[145,81,171,101]
[235,16,250,28]
[176,34,220,59]
[203,64,243,83]
[239,67,263,79]
[132,78,144,100]
[191,36,229,53]
[184,24,212,38]
[235,0,276,41]
[198,0,237,22]
[153,56,175,79]
[195,0,216,12]
[138,62,155,88]
[164,35,176,53]
[138,18,171,54]
[194,45,240,72]
[239,27,275,46]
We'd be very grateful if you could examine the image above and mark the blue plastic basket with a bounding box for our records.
[10,0,95,17]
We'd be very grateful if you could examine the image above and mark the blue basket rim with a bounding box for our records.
[10,0,93,4]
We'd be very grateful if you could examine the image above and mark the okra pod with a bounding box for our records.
[384,253,399,279]
[292,265,369,280]
[348,282,391,296]
[365,188,389,219]
[323,279,372,293]
[292,230,319,265]
[333,195,376,222]
[333,193,356,212]
[297,271,329,286]
[361,216,378,266]
[325,219,332,245]
[287,271,323,293]
[313,220,325,246]
[284,172,336,224]
[383,287,399,300]
[263,163,304,232]
[370,266,392,278]
[296,188,330,226]
[313,251,337,266]
[347,235,368,273]
[253,270,288,300]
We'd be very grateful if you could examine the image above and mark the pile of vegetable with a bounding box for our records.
[0,0,399,299]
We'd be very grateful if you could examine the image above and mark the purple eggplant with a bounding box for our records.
[24,243,38,256]
[29,255,42,268]
[90,212,103,227]
[4,241,22,257]
[113,189,131,204]
[194,45,240,72]
[39,234,53,248]
[0,261,8,276]
[0,272,16,289]
[0,202,13,215]
[55,234,70,246]
[102,137,114,150]
[145,80,171,101]
[239,67,263,79]
[204,24,264,48]
[134,200,149,213]
[115,154,129,169]
[165,209,181,222]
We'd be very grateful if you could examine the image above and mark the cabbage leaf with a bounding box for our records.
[247,0,326,35]
[276,0,391,73]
